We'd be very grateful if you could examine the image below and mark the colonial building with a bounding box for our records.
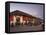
[10,10,43,26]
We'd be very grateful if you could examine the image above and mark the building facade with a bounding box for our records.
[10,10,43,26]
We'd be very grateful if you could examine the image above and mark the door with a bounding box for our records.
[16,16,20,25]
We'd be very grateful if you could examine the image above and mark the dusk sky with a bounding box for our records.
[10,3,43,19]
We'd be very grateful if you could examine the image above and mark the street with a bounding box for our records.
[10,24,43,32]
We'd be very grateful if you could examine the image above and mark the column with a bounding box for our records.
[20,16,23,24]
[13,16,16,26]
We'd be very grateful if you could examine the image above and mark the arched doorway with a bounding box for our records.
[16,16,20,26]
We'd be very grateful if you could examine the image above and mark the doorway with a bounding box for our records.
[16,16,20,26]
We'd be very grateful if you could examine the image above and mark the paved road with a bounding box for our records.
[10,25,43,32]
